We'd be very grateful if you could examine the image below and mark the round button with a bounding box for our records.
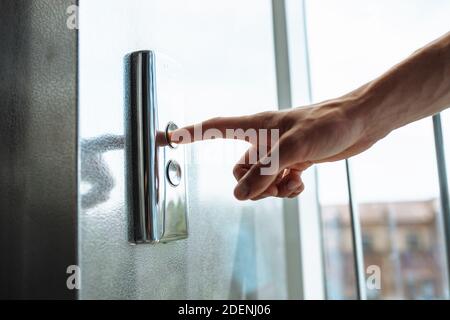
[165,122,179,149]
[166,160,182,187]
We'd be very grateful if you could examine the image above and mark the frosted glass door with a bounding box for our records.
[78,0,293,299]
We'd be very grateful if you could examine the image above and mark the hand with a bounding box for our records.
[170,96,383,201]
[172,32,450,201]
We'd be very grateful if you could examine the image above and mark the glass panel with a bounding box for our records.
[317,162,358,299]
[79,0,298,299]
[306,0,450,299]
[353,119,448,299]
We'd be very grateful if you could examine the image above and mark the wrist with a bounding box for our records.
[341,84,393,146]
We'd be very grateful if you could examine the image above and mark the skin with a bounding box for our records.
[171,32,450,201]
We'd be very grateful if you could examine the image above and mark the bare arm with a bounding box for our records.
[351,31,450,143]
[172,32,450,201]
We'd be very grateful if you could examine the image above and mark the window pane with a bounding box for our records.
[318,162,357,299]
[306,0,450,299]
[353,119,448,299]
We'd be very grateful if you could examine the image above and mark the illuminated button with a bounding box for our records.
[165,122,179,149]
[166,160,182,187]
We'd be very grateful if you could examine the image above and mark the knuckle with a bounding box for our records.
[232,165,242,179]
[245,168,262,185]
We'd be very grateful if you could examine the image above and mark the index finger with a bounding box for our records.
[169,115,263,145]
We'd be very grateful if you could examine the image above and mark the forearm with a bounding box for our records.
[349,32,450,141]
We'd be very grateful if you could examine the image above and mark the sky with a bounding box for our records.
[306,0,450,204]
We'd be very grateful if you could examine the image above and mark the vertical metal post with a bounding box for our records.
[301,0,327,298]
[272,0,292,110]
[432,113,450,297]
[272,0,303,299]
[345,159,367,300]
[272,0,327,299]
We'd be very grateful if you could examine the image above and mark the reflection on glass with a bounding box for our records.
[163,199,188,241]
[80,135,124,209]
[357,197,446,299]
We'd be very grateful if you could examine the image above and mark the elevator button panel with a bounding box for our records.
[127,50,188,244]
[167,160,182,187]
[166,122,179,149]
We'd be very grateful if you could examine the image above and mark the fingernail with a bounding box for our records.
[234,183,250,200]
[287,180,298,191]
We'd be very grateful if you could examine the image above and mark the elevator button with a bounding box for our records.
[166,160,182,187]
[166,122,179,149]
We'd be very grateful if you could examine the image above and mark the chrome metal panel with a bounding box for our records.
[127,51,188,244]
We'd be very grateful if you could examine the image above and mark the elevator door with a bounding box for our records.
[78,0,295,299]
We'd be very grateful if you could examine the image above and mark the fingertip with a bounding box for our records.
[169,127,194,145]
[287,179,299,192]
[276,172,302,198]
[234,182,250,200]
[288,183,305,198]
